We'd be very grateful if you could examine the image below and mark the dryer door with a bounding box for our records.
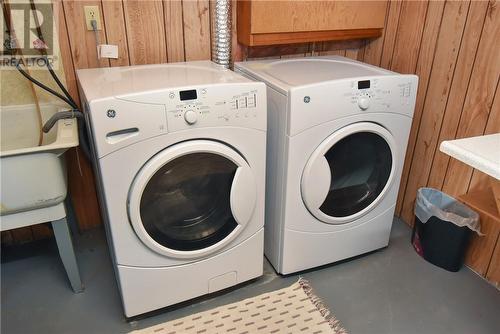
[301,122,397,224]
[128,140,257,259]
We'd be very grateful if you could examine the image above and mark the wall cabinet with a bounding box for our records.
[237,0,388,46]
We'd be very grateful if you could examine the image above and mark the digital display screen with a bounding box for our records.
[358,80,370,89]
[179,89,197,101]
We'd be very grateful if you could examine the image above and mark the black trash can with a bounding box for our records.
[411,188,480,272]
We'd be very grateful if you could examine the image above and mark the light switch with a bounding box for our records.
[98,44,119,59]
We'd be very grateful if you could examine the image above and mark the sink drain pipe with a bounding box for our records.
[211,0,232,68]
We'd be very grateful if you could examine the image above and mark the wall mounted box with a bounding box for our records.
[237,0,388,46]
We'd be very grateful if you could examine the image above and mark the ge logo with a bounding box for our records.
[303,96,311,103]
[106,109,116,118]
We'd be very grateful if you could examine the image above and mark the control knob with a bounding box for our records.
[184,110,198,124]
[358,96,370,110]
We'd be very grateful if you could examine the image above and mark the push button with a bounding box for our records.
[247,94,256,108]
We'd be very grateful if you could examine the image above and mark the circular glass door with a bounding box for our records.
[301,123,396,224]
[140,152,237,251]
[128,140,256,258]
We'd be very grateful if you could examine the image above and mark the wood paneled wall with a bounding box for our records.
[3,0,498,245]
[363,0,499,225]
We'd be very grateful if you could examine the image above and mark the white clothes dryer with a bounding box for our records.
[235,56,417,274]
[77,61,266,317]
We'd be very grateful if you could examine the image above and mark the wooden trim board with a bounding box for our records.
[240,29,382,46]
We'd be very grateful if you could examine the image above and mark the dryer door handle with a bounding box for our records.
[301,155,331,210]
[230,165,257,227]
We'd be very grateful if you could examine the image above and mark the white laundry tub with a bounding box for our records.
[0,103,79,217]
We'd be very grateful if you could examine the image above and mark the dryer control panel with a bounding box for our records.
[288,74,418,136]
[347,77,415,112]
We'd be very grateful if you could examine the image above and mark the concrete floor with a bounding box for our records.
[1,219,499,334]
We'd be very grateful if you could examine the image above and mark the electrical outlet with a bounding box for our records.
[84,5,101,31]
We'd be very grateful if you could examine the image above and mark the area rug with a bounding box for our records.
[131,278,347,334]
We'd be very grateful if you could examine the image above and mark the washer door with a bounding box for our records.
[128,140,256,259]
[301,122,396,224]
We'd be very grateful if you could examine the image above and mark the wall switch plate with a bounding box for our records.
[84,5,101,30]
[98,44,119,59]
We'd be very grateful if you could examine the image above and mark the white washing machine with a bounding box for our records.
[77,61,266,317]
[235,56,418,274]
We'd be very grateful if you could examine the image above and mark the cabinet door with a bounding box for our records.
[237,0,388,46]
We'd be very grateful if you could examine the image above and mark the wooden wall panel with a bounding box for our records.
[469,89,500,190]
[427,1,489,190]
[60,0,103,233]
[460,189,500,276]
[383,0,429,216]
[56,1,79,101]
[486,238,500,287]
[10,227,34,244]
[379,0,403,69]
[319,48,346,57]
[389,0,428,74]
[363,2,390,66]
[345,47,365,61]
[395,0,445,215]
[123,0,167,65]
[317,40,364,56]
[378,1,429,217]
[441,1,499,198]
[182,0,211,61]
[102,0,130,67]
[164,0,185,62]
[231,0,245,62]
[62,1,110,68]
[399,1,471,223]
[369,0,500,227]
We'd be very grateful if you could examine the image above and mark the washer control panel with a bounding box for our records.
[164,83,265,132]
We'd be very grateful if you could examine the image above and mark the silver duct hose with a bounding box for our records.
[211,0,232,68]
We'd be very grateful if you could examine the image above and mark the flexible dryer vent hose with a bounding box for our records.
[211,0,232,68]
